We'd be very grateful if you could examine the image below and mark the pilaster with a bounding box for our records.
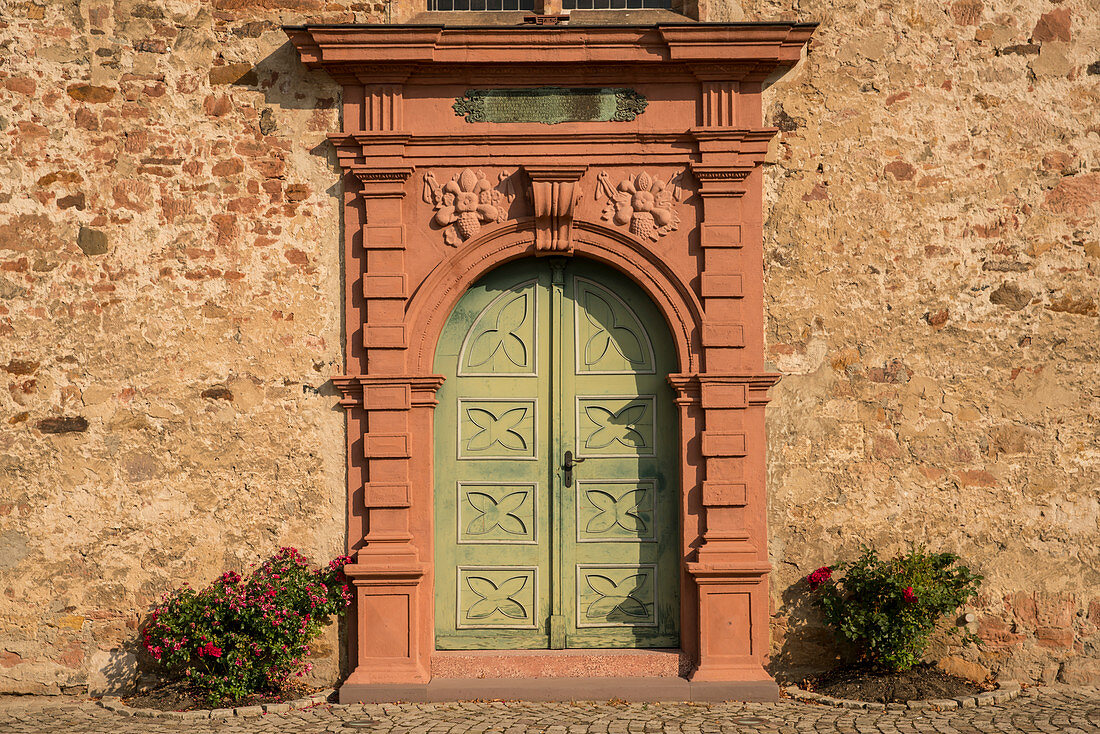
[334,375,445,688]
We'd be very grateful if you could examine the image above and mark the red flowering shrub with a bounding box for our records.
[808,546,982,671]
[142,548,353,705]
[806,566,832,590]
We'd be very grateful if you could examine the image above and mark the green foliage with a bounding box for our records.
[809,546,983,671]
[142,548,352,706]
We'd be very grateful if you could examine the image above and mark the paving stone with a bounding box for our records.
[1,686,1099,734]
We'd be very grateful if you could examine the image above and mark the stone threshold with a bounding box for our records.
[339,677,780,703]
[783,680,1021,711]
[95,689,335,720]
[432,648,690,679]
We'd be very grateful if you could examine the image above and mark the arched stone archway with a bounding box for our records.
[406,219,704,376]
[293,19,813,703]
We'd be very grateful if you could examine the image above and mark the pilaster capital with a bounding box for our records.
[668,373,782,407]
[332,374,446,408]
[690,164,753,197]
[350,166,413,200]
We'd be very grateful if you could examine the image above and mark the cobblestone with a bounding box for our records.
[1,686,1099,733]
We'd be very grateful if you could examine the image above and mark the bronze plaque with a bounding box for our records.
[453,87,647,125]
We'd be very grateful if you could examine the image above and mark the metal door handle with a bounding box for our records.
[563,450,586,487]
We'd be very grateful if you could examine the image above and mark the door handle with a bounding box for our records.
[563,450,586,487]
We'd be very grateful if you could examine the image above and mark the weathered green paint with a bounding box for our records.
[452,88,648,125]
[434,259,678,649]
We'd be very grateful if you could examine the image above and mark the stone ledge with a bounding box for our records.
[95,689,335,719]
[783,681,1020,711]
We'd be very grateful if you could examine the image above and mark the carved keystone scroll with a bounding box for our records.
[525,165,586,255]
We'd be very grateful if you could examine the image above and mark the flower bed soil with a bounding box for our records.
[124,680,330,712]
[805,663,988,704]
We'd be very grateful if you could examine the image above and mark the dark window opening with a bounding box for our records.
[426,0,670,10]
[428,0,535,9]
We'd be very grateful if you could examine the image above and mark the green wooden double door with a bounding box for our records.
[434,258,679,649]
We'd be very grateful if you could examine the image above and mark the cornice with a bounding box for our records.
[286,23,816,78]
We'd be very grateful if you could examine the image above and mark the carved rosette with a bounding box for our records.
[595,170,686,241]
[422,169,518,246]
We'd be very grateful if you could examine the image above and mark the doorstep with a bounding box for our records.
[340,677,779,703]
[340,650,780,703]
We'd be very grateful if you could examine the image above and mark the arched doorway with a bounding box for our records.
[433,257,680,650]
[293,18,813,700]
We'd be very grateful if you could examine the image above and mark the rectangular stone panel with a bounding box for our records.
[365,324,408,348]
[701,432,747,457]
[701,481,747,507]
[365,384,411,410]
[700,273,744,298]
[359,592,411,658]
[364,273,408,298]
[363,224,405,249]
[700,383,747,409]
[707,592,752,656]
[699,223,742,248]
[363,483,411,508]
[364,433,411,458]
[701,322,745,347]
[453,87,647,125]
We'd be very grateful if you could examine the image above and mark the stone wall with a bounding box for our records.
[0,0,1096,696]
[755,0,1100,685]
[0,0,381,695]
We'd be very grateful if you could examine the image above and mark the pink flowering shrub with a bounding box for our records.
[142,548,353,705]
[807,546,982,671]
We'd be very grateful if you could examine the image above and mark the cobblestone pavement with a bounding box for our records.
[1,685,1099,734]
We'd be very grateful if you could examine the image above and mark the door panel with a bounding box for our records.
[561,268,679,648]
[435,265,552,650]
[434,258,678,650]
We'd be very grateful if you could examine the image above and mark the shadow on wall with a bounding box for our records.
[225,39,344,177]
[767,578,849,684]
[88,638,155,697]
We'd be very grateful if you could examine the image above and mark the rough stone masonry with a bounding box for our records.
[0,0,1097,696]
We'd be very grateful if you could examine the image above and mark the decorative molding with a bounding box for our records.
[352,167,413,183]
[331,375,446,409]
[595,170,687,242]
[422,169,517,246]
[667,373,782,407]
[525,165,586,254]
[690,165,753,182]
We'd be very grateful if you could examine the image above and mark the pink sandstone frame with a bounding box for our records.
[287,20,814,702]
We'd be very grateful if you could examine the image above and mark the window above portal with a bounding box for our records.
[426,0,672,11]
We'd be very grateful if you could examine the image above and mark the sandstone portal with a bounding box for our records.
[287,18,814,702]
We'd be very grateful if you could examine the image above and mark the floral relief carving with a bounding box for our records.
[465,574,529,620]
[422,168,517,246]
[595,170,687,241]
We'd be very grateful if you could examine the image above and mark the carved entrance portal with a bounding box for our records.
[287,19,814,701]
[433,258,681,651]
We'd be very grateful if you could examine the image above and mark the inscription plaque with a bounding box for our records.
[453,88,648,125]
